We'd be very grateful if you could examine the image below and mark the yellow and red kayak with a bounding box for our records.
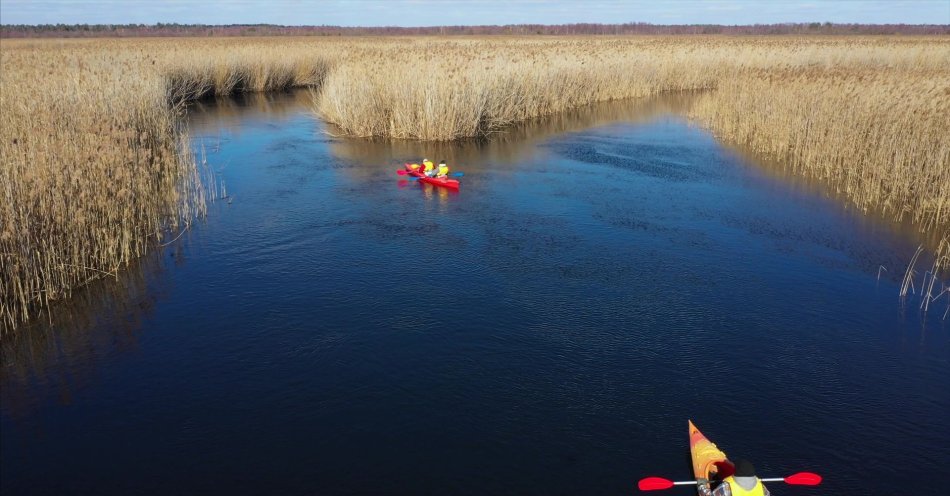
[689,420,734,494]
[639,421,821,493]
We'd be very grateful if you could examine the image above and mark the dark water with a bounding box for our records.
[3,90,948,496]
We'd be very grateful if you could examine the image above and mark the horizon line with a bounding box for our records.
[3,21,949,27]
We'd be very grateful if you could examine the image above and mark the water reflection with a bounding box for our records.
[1,245,178,419]
[187,89,314,130]
[722,139,947,274]
[421,181,458,205]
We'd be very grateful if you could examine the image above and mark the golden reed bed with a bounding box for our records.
[1,36,948,330]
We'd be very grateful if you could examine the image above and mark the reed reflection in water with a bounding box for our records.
[1,245,181,420]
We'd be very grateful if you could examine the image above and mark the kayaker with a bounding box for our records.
[435,160,450,179]
[422,158,435,175]
[709,459,770,496]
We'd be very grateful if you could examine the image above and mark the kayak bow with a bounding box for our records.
[689,420,733,494]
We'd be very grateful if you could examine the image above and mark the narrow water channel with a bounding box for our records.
[2,90,947,495]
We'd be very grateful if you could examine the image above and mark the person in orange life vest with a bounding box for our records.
[712,459,769,496]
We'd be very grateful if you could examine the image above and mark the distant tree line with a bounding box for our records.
[1,22,947,38]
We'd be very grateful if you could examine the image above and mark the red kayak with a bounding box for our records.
[401,164,460,190]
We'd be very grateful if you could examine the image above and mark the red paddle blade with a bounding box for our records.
[785,472,822,485]
[396,169,408,175]
[638,477,674,491]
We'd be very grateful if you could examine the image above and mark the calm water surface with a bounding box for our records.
[2,91,948,495]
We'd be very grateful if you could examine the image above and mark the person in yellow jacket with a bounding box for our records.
[435,160,450,179]
[711,460,769,496]
[421,158,435,175]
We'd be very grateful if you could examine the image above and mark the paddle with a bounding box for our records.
[637,472,822,491]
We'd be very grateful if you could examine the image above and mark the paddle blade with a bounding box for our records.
[638,477,674,491]
[408,176,420,181]
[785,472,822,486]
[397,169,408,175]
[452,172,464,177]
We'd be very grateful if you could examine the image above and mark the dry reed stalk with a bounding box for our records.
[900,246,924,298]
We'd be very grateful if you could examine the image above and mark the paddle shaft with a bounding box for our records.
[663,478,787,485]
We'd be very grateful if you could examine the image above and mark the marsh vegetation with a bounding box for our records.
[1,36,948,330]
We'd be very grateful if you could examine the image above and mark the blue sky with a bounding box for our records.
[1,0,948,26]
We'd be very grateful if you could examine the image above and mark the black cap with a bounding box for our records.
[734,459,756,477]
